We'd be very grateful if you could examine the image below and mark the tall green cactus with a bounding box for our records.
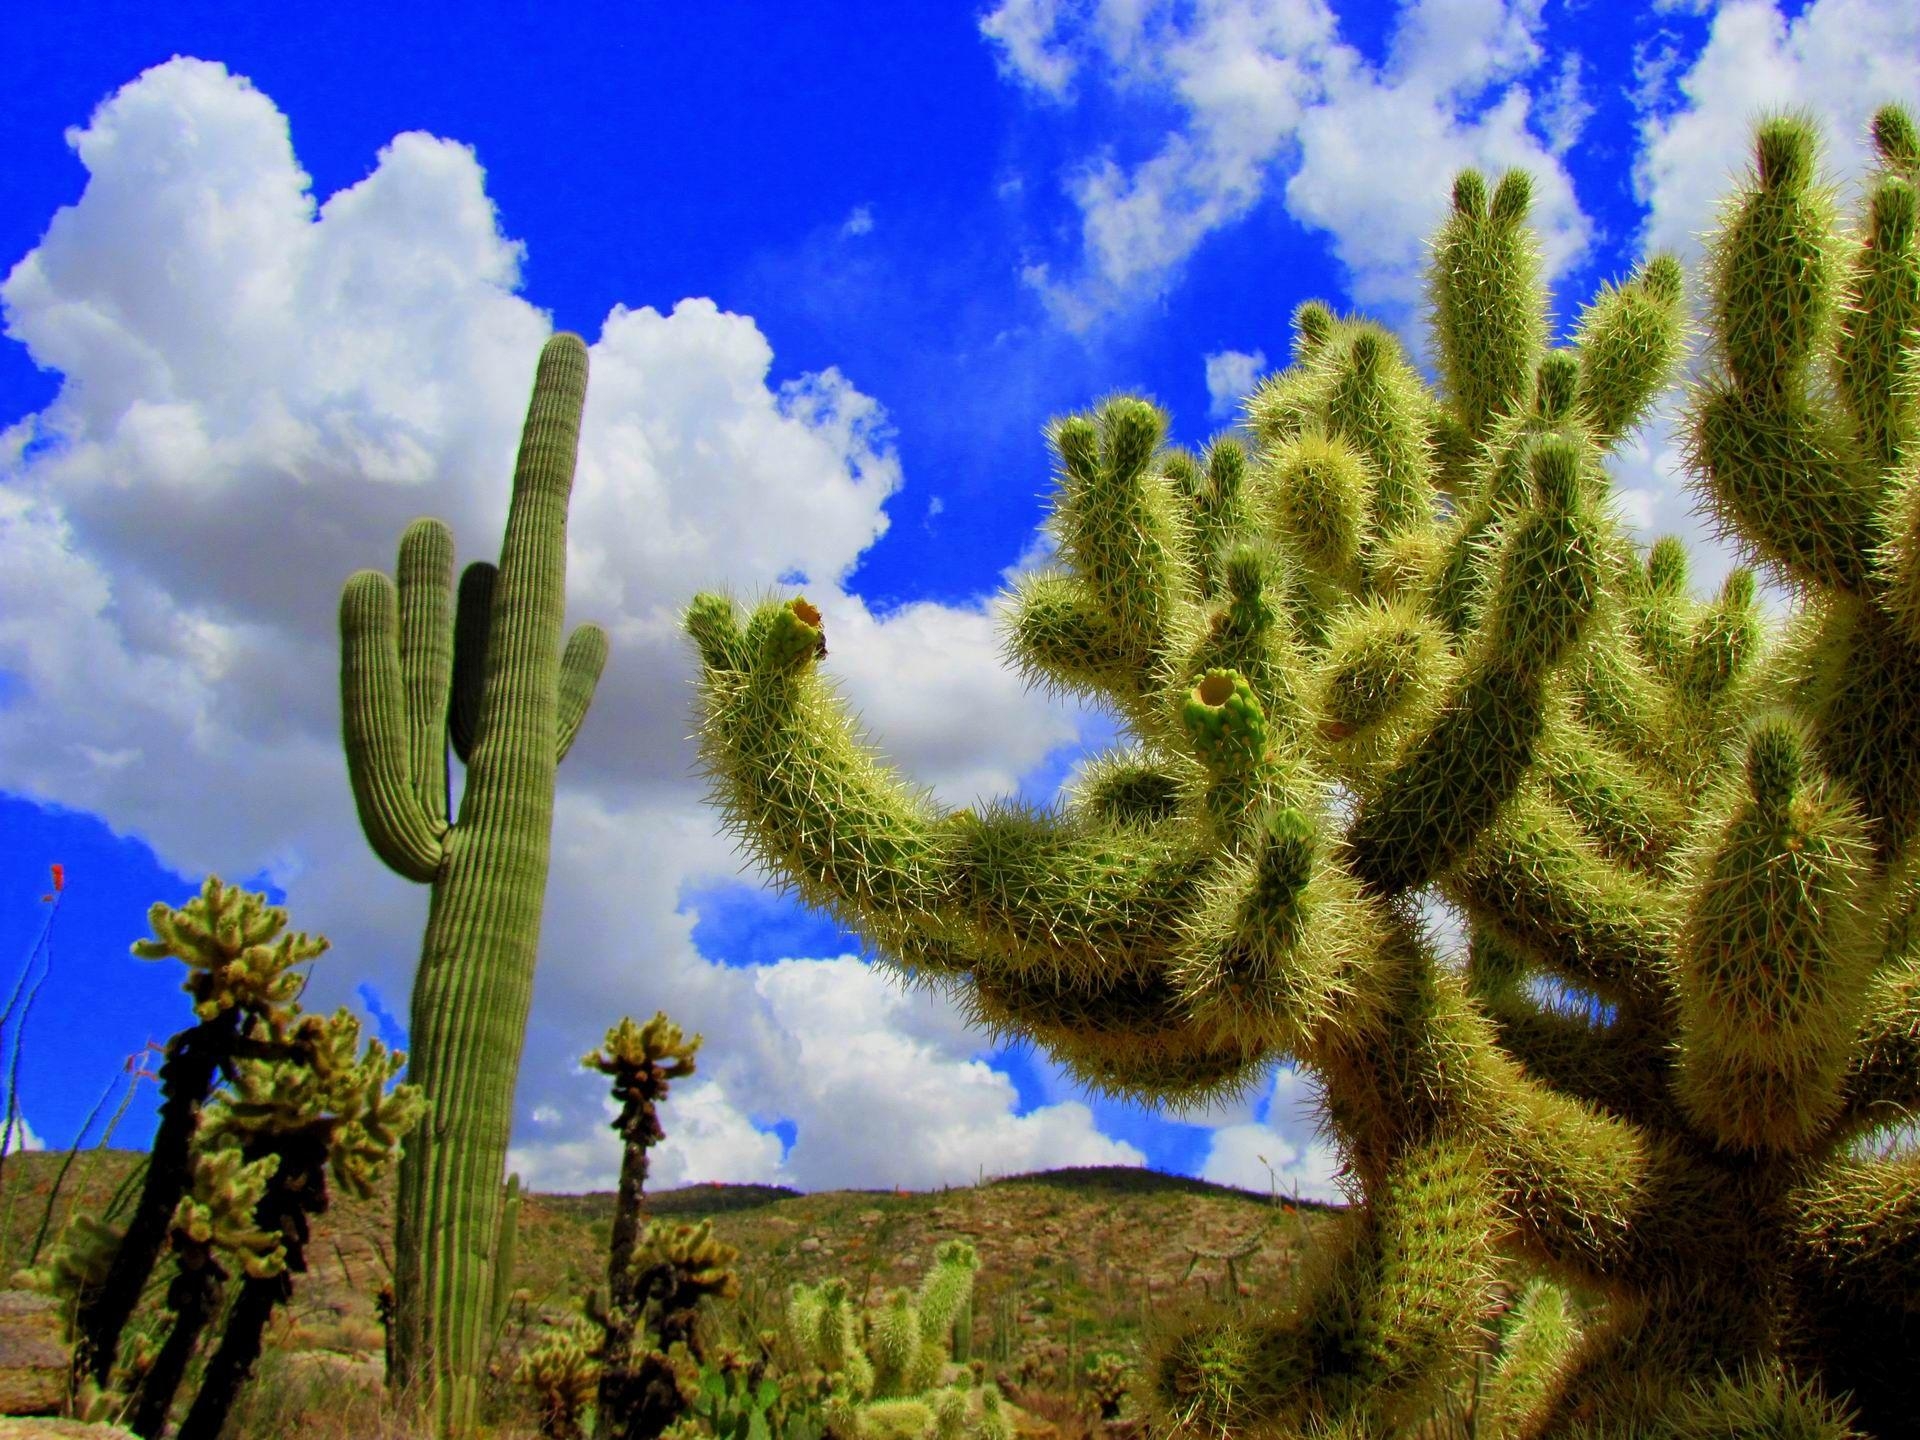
[683,105,1920,1437]
[339,331,608,1436]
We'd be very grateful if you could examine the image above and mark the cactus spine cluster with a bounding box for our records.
[683,104,1920,1436]
[783,1239,1011,1440]
[339,332,608,1435]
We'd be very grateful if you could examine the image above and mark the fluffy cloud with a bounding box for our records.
[0,57,1345,1199]
[982,0,1591,328]
[1203,347,1267,419]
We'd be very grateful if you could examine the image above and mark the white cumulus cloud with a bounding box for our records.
[980,0,1591,329]
[1204,347,1267,419]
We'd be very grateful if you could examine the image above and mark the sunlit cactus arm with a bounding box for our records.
[1429,169,1548,443]
[1474,1276,1585,1440]
[1322,328,1437,541]
[1344,436,1605,897]
[1534,708,1690,883]
[1141,1133,1506,1436]
[1451,790,1679,1009]
[1571,252,1689,450]
[1841,110,1920,479]
[1673,715,1877,1152]
[1685,116,1883,594]
[1046,398,1203,691]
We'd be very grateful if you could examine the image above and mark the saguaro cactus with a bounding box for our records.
[340,331,608,1434]
[683,106,1920,1437]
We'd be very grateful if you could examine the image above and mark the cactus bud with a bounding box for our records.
[1533,352,1579,422]
[1872,102,1918,168]
[1648,535,1689,595]
[1452,169,1488,220]
[762,597,827,672]
[1870,176,1917,253]
[1491,169,1533,223]
[1529,435,1582,515]
[1292,300,1335,355]
[1745,715,1805,814]
[1756,115,1817,190]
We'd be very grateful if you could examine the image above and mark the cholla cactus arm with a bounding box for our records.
[1474,1277,1585,1440]
[1687,114,1887,596]
[1430,169,1549,444]
[1571,252,1688,450]
[1344,437,1606,899]
[1672,716,1877,1152]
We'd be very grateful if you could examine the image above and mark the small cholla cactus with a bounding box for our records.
[516,1317,602,1440]
[583,1012,711,1440]
[782,1241,1011,1440]
[67,876,327,1395]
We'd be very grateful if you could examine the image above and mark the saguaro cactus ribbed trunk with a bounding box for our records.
[340,332,608,1435]
[682,107,1920,1437]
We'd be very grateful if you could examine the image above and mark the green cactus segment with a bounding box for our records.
[1475,1277,1585,1437]
[1689,113,1890,596]
[1431,168,1548,441]
[783,1241,1010,1440]
[682,103,1920,1435]
[340,332,607,1438]
[1675,716,1876,1151]
[1572,252,1688,447]
[1323,329,1436,538]
[1140,1135,1501,1435]
[490,1173,522,1337]
[340,568,450,883]
[1048,399,1190,676]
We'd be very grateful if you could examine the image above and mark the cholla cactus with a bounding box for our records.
[163,1008,421,1440]
[684,104,1920,1437]
[593,1216,742,1440]
[783,1241,1010,1440]
[516,1317,603,1440]
[69,876,326,1394]
[583,1012,705,1439]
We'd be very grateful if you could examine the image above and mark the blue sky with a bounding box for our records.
[1,0,1915,1197]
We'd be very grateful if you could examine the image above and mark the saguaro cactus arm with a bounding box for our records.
[341,562,450,883]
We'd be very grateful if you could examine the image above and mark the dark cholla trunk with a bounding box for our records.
[174,1127,329,1440]
[128,1240,229,1438]
[594,1062,667,1439]
[74,1008,240,1389]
